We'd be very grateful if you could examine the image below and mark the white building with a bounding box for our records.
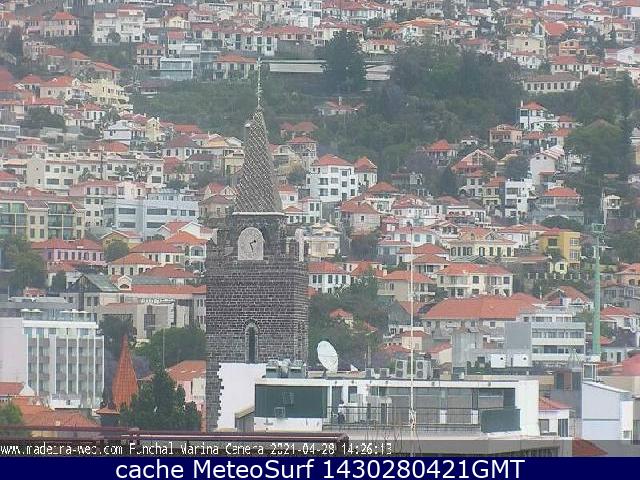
[581,381,634,442]
[307,154,357,204]
[503,178,535,220]
[103,190,199,238]
[93,7,145,44]
[0,303,104,409]
[518,306,586,364]
[251,376,540,438]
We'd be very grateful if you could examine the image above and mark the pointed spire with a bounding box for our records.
[234,60,282,214]
[111,336,138,410]
[256,57,262,110]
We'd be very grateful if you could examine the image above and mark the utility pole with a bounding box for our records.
[409,223,416,431]
[592,223,604,360]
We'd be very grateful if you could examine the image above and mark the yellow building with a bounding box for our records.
[85,78,131,112]
[0,193,85,241]
[538,228,581,270]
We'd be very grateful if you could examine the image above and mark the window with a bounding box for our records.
[246,323,257,363]
[539,419,550,433]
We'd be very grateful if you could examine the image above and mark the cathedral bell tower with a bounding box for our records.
[204,61,308,431]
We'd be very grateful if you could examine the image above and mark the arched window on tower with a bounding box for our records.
[245,323,258,363]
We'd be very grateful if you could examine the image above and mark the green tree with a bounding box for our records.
[22,107,65,130]
[137,327,206,369]
[566,119,626,176]
[504,156,530,181]
[51,271,67,292]
[349,231,379,260]
[101,315,134,358]
[0,235,46,295]
[541,216,583,232]
[438,167,459,196]
[286,164,307,186]
[119,367,200,430]
[5,26,23,61]
[0,402,23,437]
[104,239,129,262]
[609,230,640,263]
[321,30,366,94]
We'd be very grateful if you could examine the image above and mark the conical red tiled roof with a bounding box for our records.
[112,336,138,409]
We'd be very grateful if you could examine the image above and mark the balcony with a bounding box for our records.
[321,406,520,434]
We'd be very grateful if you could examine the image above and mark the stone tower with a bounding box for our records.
[204,66,308,431]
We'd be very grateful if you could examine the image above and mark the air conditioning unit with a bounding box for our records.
[395,359,408,379]
[274,407,286,418]
[266,359,280,378]
[365,368,377,379]
[415,359,431,380]
[379,367,390,379]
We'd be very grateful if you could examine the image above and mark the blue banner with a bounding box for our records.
[0,456,639,480]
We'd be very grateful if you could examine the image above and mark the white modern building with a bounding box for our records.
[503,178,535,220]
[93,7,145,44]
[518,306,586,364]
[581,381,634,442]
[103,190,199,238]
[0,298,104,409]
[251,375,540,438]
[307,154,357,204]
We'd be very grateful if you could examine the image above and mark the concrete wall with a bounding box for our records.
[218,362,266,430]
[0,317,27,383]
[582,381,633,441]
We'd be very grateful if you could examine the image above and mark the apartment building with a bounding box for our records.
[93,7,145,44]
[25,151,164,193]
[514,306,586,364]
[308,261,352,293]
[307,154,357,204]
[503,178,535,220]
[0,191,85,241]
[103,190,198,239]
[68,180,151,227]
[436,263,513,298]
[537,227,582,270]
[532,187,583,225]
[0,297,104,409]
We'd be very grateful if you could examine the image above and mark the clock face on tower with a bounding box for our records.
[237,227,264,261]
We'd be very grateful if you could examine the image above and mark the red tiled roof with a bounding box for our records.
[381,270,433,283]
[130,285,206,295]
[354,156,377,172]
[0,382,24,396]
[166,360,206,382]
[426,295,539,321]
[340,200,379,215]
[572,439,607,457]
[426,139,453,152]
[166,231,207,246]
[398,243,447,255]
[437,262,511,276]
[111,253,158,266]
[308,261,349,275]
[131,240,182,254]
[366,181,398,194]
[542,186,580,198]
[313,154,352,167]
[141,264,196,279]
[539,396,571,411]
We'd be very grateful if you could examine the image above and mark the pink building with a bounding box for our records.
[31,238,105,266]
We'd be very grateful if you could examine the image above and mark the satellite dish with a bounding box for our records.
[317,341,339,373]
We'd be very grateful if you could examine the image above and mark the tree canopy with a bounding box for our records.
[119,367,200,431]
[321,30,367,94]
[104,240,129,262]
[137,327,206,369]
[0,235,46,295]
